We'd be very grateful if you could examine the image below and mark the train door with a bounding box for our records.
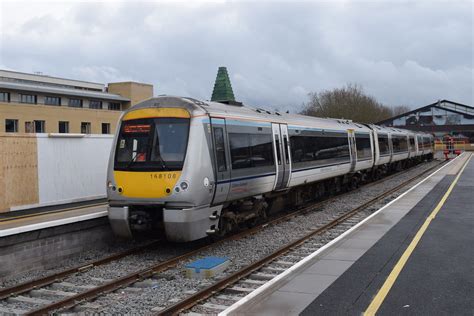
[416,135,422,155]
[348,129,357,172]
[272,123,284,190]
[280,124,292,188]
[388,133,394,163]
[211,118,231,204]
[272,123,291,190]
[372,130,379,164]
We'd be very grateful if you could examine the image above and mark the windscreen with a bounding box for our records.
[114,117,190,171]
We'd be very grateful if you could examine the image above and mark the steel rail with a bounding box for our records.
[20,161,442,315]
[157,161,444,315]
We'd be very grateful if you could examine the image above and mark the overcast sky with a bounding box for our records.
[0,0,472,112]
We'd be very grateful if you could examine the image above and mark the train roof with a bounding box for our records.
[206,99,376,132]
[128,96,432,136]
[129,96,372,132]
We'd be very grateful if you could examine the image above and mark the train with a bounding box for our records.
[106,96,434,242]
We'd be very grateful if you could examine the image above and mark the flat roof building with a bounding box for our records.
[0,69,153,134]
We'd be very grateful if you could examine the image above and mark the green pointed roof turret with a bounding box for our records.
[211,67,235,102]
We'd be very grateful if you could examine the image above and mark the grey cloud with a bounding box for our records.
[1,1,472,112]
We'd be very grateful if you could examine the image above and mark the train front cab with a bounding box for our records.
[107,103,220,242]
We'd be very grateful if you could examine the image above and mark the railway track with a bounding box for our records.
[0,240,163,313]
[0,160,443,315]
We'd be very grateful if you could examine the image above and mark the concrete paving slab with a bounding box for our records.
[339,236,379,250]
[279,273,338,295]
[322,247,367,261]
[246,290,316,316]
[304,259,354,276]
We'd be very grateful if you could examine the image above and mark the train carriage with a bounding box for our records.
[107,96,433,242]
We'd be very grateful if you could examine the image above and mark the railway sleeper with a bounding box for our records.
[343,220,360,224]
[288,253,308,260]
[29,288,77,298]
[291,249,314,256]
[281,255,303,262]
[72,302,102,312]
[248,272,276,281]
[182,312,206,316]
[201,302,229,311]
[214,294,241,301]
[297,246,318,252]
[330,229,348,234]
[306,242,324,248]
[261,266,286,274]
[119,287,143,293]
[225,286,254,294]
[239,279,267,286]
[89,277,113,284]
[8,295,52,305]
[50,282,96,292]
[274,260,295,266]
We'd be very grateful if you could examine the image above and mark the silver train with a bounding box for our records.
[107,96,434,242]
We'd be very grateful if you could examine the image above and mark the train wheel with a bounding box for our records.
[216,211,237,238]
[349,175,360,190]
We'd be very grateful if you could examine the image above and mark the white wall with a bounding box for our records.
[36,134,113,205]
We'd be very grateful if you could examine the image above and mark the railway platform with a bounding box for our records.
[0,202,110,278]
[0,202,107,238]
[223,152,473,315]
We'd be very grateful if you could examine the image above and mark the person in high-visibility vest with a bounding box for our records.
[446,136,454,154]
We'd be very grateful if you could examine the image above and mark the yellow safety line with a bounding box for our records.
[364,154,472,316]
[0,203,107,225]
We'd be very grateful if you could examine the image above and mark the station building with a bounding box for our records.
[377,99,474,144]
[0,69,153,134]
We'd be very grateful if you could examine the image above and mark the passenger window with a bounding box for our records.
[355,133,372,160]
[392,137,400,152]
[418,136,425,150]
[214,127,227,172]
[229,133,274,169]
[289,133,350,165]
[392,135,408,153]
[283,136,290,164]
[275,135,281,165]
[409,137,415,150]
[378,134,390,155]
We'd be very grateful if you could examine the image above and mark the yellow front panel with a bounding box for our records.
[113,171,181,199]
[123,108,190,121]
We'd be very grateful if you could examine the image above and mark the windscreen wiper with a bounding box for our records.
[155,153,169,171]
[153,133,169,171]
[125,143,149,169]
[125,152,139,169]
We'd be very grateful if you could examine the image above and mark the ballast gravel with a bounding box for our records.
[0,240,147,288]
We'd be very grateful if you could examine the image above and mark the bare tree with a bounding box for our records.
[391,105,411,116]
[301,84,393,123]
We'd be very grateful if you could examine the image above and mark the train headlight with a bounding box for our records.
[107,181,113,188]
[180,182,189,190]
